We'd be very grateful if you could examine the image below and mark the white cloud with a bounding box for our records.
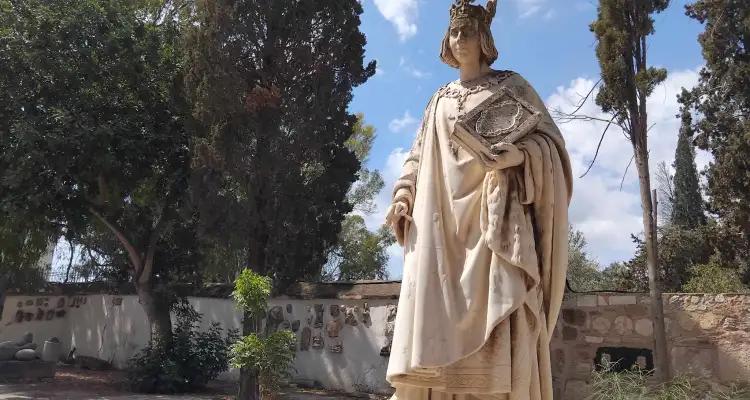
[388,110,419,133]
[373,0,418,41]
[546,67,704,265]
[513,0,547,18]
[399,56,431,79]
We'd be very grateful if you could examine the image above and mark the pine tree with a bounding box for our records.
[686,0,750,281]
[672,90,706,228]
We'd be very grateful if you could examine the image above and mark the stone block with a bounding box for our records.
[562,309,586,327]
[634,319,653,337]
[564,379,590,400]
[609,295,637,305]
[716,343,750,382]
[671,346,715,378]
[697,313,722,330]
[597,295,608,306]
[14,349,37,361]
[577,295,597,308]
[613,316,634,335]
[584,336,604,344]
[0,360,56,382]
[562,326,578,341]
[592,316,611,335]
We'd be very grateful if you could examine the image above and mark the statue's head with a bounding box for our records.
[440,0,498,69]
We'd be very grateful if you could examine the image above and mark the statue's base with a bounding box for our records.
[0,360,56,382]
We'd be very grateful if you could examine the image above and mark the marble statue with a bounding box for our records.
[384,1,572,399]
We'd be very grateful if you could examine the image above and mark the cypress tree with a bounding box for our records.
[672,90,706,228]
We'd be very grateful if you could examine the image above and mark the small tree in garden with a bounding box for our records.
[230,269,296,399]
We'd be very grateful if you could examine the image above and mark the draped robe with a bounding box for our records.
[386,72,572,400]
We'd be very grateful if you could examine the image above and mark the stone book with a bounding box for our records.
[453,86,542,166]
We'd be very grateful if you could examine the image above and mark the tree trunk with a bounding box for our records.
[238,311,261,400]
[135,280,173,347]
[633,142,671,382]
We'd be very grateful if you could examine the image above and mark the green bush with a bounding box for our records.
[231,269,297,399]
[230,330,296,397]
[683,258,748,294]
[127,302,237,393]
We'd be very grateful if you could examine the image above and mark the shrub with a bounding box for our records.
[683,257,748,294]
[230,330,296,397]
[127,302,237,393]
[231,269,297,399]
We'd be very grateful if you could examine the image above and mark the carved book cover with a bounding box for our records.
[453,86,541,164]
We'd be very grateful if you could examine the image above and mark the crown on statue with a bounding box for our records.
[449,0,497,26]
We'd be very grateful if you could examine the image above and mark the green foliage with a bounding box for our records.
[230,330,296,397]
[346,114,385,215]
[686,0,750,283]
[567,227,604,292]
[233,269,272,317]
[587,366,750,399]
[186,0,376,291]
[0,0,197,343]
[323,114,393,282]
[590,0,668,122]
[683,257,748,294]
[0,215,53,292]
[127,303,237,394]
[324,216,395,281]
[625,223,718,292]
[672,90,706,229]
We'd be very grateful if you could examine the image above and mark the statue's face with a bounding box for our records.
[449,19,481,66]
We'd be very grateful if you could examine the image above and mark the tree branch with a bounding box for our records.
[578,112,620,178]
[88,206,143,275]
[619,154,636,191]
[138,213,170,285]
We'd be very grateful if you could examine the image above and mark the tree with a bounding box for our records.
[567,227,604,292]
[0,215,53,308]
[654,161,675,223]
[323,114,394,282]
[685,0,750,282]
[589,0,671,381]
[672,90,706,228]
[0,0,191,345]
[185,2,375,398]
[324,217,394,281]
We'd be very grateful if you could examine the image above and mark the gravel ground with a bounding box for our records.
[0,366,381,400]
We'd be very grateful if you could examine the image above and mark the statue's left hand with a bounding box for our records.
[490,142,524,169]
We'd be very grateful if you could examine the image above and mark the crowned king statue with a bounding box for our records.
[384,1,572,399]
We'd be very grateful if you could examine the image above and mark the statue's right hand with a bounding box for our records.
[385,201,412,227]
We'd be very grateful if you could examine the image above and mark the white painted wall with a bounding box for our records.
[0,293,397,394]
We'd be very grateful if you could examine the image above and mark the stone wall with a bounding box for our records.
[1,284,748,398]
[0,282,400,394]
[552,293,750,399]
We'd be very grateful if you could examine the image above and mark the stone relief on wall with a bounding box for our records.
[314,304,324,328]
[345,306,359,326]
[311,329,324,349]
[300,327,312,351]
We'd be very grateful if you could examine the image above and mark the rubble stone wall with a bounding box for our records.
[552,293,750,399]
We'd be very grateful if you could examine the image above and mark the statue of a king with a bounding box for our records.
[384,1,572,399]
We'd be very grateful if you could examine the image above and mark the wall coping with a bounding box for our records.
[7,282,747,301]
[5,280,404,300]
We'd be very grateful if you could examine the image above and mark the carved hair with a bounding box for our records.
[439,19,498,69]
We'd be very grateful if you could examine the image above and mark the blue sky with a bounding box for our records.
[349,0,708,279]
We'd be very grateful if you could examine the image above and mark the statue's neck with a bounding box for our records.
[458,63,492,84]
